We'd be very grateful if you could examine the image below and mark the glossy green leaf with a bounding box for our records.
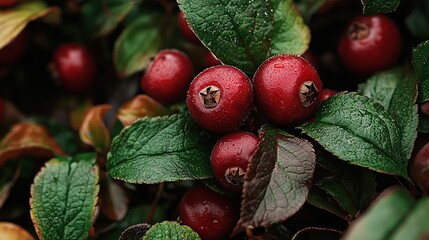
[413,41,429,102]
[361,0,400,15]
[81,0,137,36]
[358,68,418,162]
[114,14,163,78]
[143,221,200,240]
[301,92,408,180]
[270,0,310,56]
[308,151,376,220]
[30,153,99,240]
[236,125,315,231]
[178,0,309,74]
[107,113,215,184]
[343,187,429,240]
[0,1,58,49]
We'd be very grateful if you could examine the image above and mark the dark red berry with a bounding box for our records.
[52,43,96,93]
[178,11,200,44]
[140,49,194,105]
[211,131,259,192]
[253,54,323,127]
[320,88,338,102]
[338,14,401,76]
[412,143,429,194]
[0,31,27,66]
[187,65,253,133]
[0,0,18,7]
[204,51,221,67]
[421,102,429,116]
[178,185,239,240]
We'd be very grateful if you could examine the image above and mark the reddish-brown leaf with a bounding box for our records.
[0,222,34,240]
[79,104,113,153]
[0,122,65,167]
[117,95,171,127]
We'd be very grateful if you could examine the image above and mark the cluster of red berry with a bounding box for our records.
[0,0,404,237]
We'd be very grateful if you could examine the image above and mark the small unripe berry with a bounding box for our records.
[179,185,239,240]
[211,131,259,192]
[187,65,253,134]
[338,14,401,76]
[140,49,194,105]
[52,43,97,93]
[253,54,322,127]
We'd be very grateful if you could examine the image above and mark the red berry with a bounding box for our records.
[186,65,253,133]
[178,185,239,240]
[0,31,27,66]
[320,88,338,102]
[204,51,221,67]
[253,54,323,127]
[178,11,200,44]
[52,43,96,93]
[338,14,401,76]
[421,102,429,116]
[412,143,429,194]
[140,49,194,105]
[211,131,259,192]
[0,0,18,7]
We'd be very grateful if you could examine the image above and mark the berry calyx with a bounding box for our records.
[211,131,259,192]
[187,65,253,134]
[178,185,239,240]
[52,43,96,93]
[140,49,194,105]
[178,11,200,44]
[253,54,323,127]
[338,14,401,76]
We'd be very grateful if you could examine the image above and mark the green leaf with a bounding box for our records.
[413,41,429,102]
[143,221,200,240]
[308,151,376,220]
[301,92,409,180]
[270,0,310,56]
[81,0,137,36]
[343,187,429,240]
[99,205,166,240]
[361,0,400,15]
[358,68,418,162]
[419,112,429,133]
[178,0,309,74]
[406,1,429,41]
[295,0,327,23]
[0,1,58,49]
[114,14,163,78]
[177,0,273,73]
[236,125,315,231]
[107,113,216,184]
[30,153,99,240]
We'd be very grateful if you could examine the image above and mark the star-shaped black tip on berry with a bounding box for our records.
[225,167,246,186]
[299,81,319,107]
[199,86,221,108]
